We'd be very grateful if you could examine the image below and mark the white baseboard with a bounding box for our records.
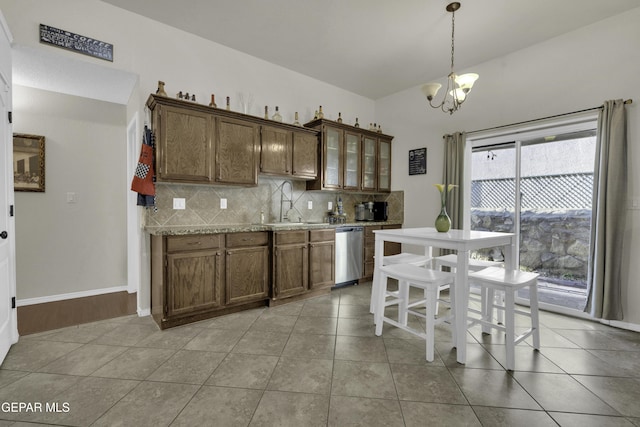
[137,308,151,317]
[600,319,640,333]
[16,286,129,307]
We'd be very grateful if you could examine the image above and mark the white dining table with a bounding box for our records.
[371,227,516,364]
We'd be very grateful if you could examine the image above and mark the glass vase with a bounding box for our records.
[435,206,451,232]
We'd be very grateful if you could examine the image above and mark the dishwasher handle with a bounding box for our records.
[336,226,364,233]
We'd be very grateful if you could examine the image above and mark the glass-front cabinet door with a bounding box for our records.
[377,138,391,192]
[323,126,342,189]
[362,136,377,191]
[343,131,361,190]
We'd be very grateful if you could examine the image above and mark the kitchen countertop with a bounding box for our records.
[145,221,403,236]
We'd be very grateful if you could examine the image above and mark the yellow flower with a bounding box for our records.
[434,183,457,207]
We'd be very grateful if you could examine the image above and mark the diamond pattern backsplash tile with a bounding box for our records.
[145,177,403,227]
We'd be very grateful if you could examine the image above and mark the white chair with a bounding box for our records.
[432,253,503,272]
[467,267,540,371]
[369,253,431,315]
[374,263,455,362]
[433,253,504,318]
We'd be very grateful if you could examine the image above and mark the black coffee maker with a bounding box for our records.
[373,202,388,221]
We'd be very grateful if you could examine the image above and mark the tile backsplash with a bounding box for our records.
[145,177,403,227]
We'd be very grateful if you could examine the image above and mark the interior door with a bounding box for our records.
[0,33,18,363]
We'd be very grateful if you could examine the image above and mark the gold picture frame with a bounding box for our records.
[13,133,45,192]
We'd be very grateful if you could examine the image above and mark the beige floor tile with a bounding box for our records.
[203,308,264,329]
[249,390,329,427]
[513,371,619,415]
[134,324,204,349]
[300,303,339,318]
[1,340,83,371]
[472,407,558,426]
[183,327,245,352]
[331,360,397,399]
[391,364,467,404]
[90,323,159,346]
[329,396,404,427]
[90,347,176,380]
[0,373,82,421]
[540,347,635,376]
[574,375,640,417]
[147,349,226,384]
[92,381,198,427]
[267,357,333,395]
[293,316,337,335]
[38,344,128,376]
[282,334,336,359]
[22,376,139,425]
[249,312,298,333]
[207,353,279,389]
[171,385,263,427]
[549,412,637,427]
[231,330,290,356]
[8,287,640,426]
[400,401,481,427]
[449,368,541,409]
[334,335,388,362]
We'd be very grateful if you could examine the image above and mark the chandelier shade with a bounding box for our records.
[422,2,478,114]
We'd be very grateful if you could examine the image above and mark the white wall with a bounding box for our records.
[12,85,127,300]
[4,1,640,326]
[376,8,640,325]
[0,0,377,304]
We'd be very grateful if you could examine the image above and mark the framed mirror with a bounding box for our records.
[13,133,45,192]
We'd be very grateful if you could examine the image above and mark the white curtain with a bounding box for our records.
[586,99,627,320]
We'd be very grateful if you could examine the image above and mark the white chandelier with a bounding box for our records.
[421,2,478,115]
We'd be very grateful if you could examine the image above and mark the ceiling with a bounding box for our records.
[99,0,640,100]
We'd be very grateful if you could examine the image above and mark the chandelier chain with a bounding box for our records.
[450,9,455,72]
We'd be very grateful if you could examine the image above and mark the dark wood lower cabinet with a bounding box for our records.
[273,243,308,299]
[309,229,335,290]
[151,232,269,329]
[272,228,335,303]
[226,246,269,305]
[151,225,386,328]
[166,250,224,318]
[362,224,402,281]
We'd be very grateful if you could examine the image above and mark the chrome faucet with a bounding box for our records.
[279,180,294,222]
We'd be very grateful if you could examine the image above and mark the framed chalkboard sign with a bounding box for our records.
[408,147,427,175]
[39,24,113,62]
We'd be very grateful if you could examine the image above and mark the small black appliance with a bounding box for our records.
[373,202,388,221]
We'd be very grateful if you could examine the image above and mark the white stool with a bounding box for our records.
[433,254,504,318]
[433,253,503,272]
[467,267,540,371]
[374,263,455,362]
[369,253,431,315]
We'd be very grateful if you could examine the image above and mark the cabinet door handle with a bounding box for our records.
[186,241,201,246]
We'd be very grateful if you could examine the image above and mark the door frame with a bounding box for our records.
[465,112,599,315]
[0,10,18,363]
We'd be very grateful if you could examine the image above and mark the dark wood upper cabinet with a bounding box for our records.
[147,95,318,186]
[155,104,214,183]
[260,126,292,176]
[305,118,392,193]
[215,117,259,186]
[292,132,318,179]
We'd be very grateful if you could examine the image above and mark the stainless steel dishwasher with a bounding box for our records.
[334,226,363,287]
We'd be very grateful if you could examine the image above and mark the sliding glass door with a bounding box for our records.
[470,128,597,313]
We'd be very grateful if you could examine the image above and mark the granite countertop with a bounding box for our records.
[145,221,403,236]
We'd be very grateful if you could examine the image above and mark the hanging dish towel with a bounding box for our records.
[131,125,156,208]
